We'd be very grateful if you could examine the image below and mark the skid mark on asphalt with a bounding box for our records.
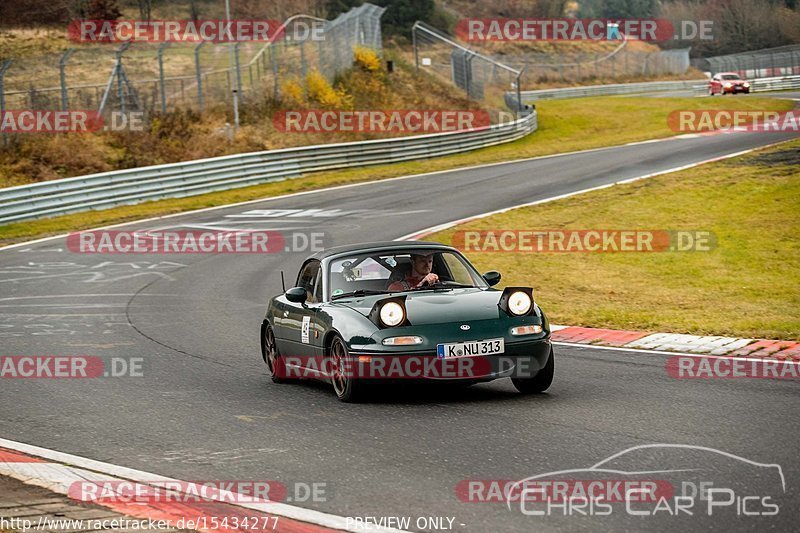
[0,261,187,284]
[159,447,290,464]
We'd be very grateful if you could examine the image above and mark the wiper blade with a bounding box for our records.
[331,289,388,300]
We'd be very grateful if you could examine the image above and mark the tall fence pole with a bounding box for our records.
[117,50,126,115]
[233,42,242,132]
[225,0,239,134]
[0,60,12,147]
[194,41,206,111]
[270,44,279,99]
[158,42,169,113]
[300,41,307,76]
[234,42,243,96]
[412,25,419,72]
[59,49,75,111]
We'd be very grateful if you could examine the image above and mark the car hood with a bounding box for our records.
[335,288,506,324]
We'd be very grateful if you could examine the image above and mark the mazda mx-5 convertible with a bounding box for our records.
[259,241,553,402]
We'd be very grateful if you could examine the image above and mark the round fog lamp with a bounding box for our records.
[379,301,405,327]
[508,291,532,316]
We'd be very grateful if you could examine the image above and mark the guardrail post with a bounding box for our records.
[0,59,11,147]
[59,49,75,111]
[194,41,206,111]
[158,42,169,114]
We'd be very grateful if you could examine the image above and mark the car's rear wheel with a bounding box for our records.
[329,335,366,402]
[511,346,554,394]
[263,323,290,383]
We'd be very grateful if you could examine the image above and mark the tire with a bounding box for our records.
[511,347,554,394]
[263,323,290,383]
[329,335,366,402]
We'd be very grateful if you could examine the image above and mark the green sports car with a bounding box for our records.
[260,241,553,402]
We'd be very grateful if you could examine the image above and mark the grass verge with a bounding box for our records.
[425,139,800,340]
[1,95,794,246]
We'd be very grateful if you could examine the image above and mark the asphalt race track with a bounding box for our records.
[1,129,798,532]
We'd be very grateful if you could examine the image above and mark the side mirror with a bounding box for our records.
[483,271,501,287]
[285,286,307,303]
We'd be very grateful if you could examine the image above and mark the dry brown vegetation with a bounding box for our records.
[0,49,479,188]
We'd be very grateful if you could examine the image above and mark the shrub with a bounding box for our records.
[305,69,351,108]
[354,46,381,71]
[280,78,306,107]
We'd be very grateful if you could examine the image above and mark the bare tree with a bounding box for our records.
[137,0,151,20]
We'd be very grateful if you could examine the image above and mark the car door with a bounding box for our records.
[710,75,720,93]
[283,260,323,363]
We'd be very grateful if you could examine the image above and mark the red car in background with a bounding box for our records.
[709,72,751,95]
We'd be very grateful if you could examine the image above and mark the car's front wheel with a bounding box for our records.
[329,335,366,402]
[263,323,290,384]
[511,346,554,394]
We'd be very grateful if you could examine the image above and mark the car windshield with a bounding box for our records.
[721,74,741,80]
[327,249,488,299]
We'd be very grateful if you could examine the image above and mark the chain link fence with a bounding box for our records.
[695,44,800,78]
[0,3,386,118]
[411,22,691,114]
[411,22,524,118]
[495,46,691,83]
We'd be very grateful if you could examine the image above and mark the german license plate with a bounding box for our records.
[437,338,504,359]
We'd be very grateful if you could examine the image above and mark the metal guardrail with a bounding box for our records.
[691,75,800,95]
[517,75,800,102]
[518,80,706,101]
[0,113,537,224]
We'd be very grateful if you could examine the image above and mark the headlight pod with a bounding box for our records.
[508,291,532,316]
[379,301,405,327]
[368,296,410,328]
[743,82,750,87]
[498,287,535,317]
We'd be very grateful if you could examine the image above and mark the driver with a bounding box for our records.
[387,252,439,291]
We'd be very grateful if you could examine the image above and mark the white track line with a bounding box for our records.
[0,438,406,533]
[395,138,795,241]
[552,341,800,365]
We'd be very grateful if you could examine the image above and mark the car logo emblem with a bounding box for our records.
[460,324,470,330]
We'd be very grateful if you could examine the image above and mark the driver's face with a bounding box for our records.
[412,255,433,277]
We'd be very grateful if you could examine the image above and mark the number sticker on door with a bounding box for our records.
[301,316,310,344]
